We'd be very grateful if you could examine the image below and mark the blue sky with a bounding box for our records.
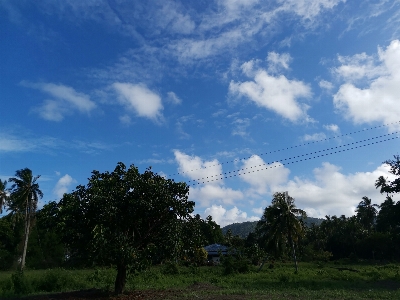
[1,0,400,226]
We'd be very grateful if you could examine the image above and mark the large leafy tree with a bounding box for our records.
[57,162,194,294]
[8,168,43,271]
[257,192,306,273]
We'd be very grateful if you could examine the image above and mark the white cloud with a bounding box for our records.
[319,80,334,90]
[53,174,76,199]
[324,124,339,133]
[279,0,346,22]
[113,82,163,122]
[333,40,400,131]
[267,52,292,73]
[174,150,245,208]
[174,150,223,184]
[252,207,264,216]
[0,132,59,152]
[229,62,312,122]
[219,0,259,12]
[239,155,290,195]
[167,91,182,104]
[274,162,395,218]
[190,185,244,208]
[303,132,327,141]
[203,205,259,227]
[21,82,96,121]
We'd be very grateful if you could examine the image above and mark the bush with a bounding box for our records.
[11,271,32,295]
[36,268,72,292]
[162,262,180,275]
[221,255,250,275]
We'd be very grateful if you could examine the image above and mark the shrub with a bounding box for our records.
[221,255,250,275]
[36,268,71,292]
[11,271,32,295]
[162,262,180,275]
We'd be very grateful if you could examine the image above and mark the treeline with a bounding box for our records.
[0,156,400,294]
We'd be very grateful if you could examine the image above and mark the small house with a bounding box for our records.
[203,243,228,264]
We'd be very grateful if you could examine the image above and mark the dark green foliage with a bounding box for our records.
[11,271,31,295]
[256,192,307,272]
[162,262,180,275]
[221,255,251,275]
[356,197,378,231]
[222,221,258,238]
[7,168,43,271]
[57,162,194,294]
[375,155,400,194]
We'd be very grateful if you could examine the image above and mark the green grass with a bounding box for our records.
[0,262,399,299]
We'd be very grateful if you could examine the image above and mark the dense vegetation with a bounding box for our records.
[0,155,399,298]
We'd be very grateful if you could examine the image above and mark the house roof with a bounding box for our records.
[204,243,228,255]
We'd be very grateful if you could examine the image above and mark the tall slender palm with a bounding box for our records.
[8,168,43,271]
[0,180,7,214]
[356,196,378,231]
[261,192,307,273]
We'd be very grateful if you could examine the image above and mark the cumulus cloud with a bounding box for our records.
[21,81,96,121]
[239,155,290,195]
[229,61,312,122]
[333,40,400,131]
[273,162,396,218]
[174,150,245,207]
[190,185,244,208]
[203,205,259,227]
[53,174,76,198]
[113,82,163,122]
[174,150,223,184]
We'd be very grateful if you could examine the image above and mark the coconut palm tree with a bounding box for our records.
[356,196,379,231]
[260,192,307,273]
[0,179,7,214]
[8,168,43,271]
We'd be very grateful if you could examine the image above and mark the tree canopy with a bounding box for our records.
[57,162,194,294]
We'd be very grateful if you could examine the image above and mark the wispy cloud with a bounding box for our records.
[20,81,96,121]
[0,130,117,155]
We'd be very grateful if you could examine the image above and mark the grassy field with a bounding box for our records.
[0,261,399,299]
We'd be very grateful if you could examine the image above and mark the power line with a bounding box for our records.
[187,134,399,186]
[169,120,400,177]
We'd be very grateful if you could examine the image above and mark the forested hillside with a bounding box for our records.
[222,217,323,238]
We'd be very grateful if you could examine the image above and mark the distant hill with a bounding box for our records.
[221,217,324,239]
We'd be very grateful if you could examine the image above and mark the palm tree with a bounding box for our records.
[0,179,7,214]
[259,192,307,273]
[356,196,378,231]
[8,168,43,271]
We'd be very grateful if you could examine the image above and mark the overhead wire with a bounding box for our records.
[187,133,399,186]
[169,120,400,177]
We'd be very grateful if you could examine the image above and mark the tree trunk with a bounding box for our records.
[20,203,31,271]
[114,263,127,295]
[289,235,298,273]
